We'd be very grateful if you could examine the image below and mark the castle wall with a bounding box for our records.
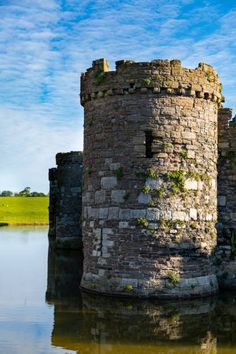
[48,151,83,249]
[217,108,236,288]
[80,58,223,298]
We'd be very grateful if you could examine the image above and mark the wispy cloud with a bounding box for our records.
[0,0,235,191]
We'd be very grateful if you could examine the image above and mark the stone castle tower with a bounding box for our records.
[50,58,236,298]
[48,152,83,249]
[78,58,223,298]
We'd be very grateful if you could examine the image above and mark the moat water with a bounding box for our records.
[1,227,236,354]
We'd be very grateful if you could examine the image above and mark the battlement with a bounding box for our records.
[48,167,57,182]
[56,151,83,166]
[80,58,223,106]
[218,108,232,131]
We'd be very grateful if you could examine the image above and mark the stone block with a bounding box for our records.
[161,107,176,115]
[98,257,107,266]
[92,250,101,257]
[119,209,132,219]
[105,158,113,166]
[219,142,229,149]
[182,132,196,140]
[146,208,160,221]
[119,221,129,228]
[102,251,111,258]
[198,181,204,190]
[138,192,151,204]
[101,177,117,189]
[111,190,126,203]
[84,192,91,203]
[102,228,114,237]
[98,208,109,219]
[184,179,198,190]
[130,209,147,218]
[103,239,114,247]
[187,150,195,158]
[108,207,120,219]
[145,177,162,189]
[95,190,106,203]
[190,208,198,220]
[98,171,105,177]
[110,163,121,171]
[133,136,145,145]
[218,195,226,206]
[87,207,99,219]
[205,214,213,221]
[173,211,189,221]
[163,210,172,219]
[93,228,102,237]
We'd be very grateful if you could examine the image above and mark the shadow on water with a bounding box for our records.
[46,247,236,353]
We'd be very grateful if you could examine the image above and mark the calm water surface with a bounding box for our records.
[1,227,236,354]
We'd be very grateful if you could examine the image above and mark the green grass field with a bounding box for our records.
[0,197,49,225]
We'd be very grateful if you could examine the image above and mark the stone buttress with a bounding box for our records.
[48,151,83,249]
[80,58,223,298]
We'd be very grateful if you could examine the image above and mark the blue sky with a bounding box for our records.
[0,0,236,192]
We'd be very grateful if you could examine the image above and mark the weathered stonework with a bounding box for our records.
[80,58,223,298]
[48,151,83,249]
[217,108,236,288]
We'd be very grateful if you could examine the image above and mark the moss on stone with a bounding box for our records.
[167,170,185,193]
[115,167,124,180]
[168,271,180,286]
[137,217,149,228]
[141,185,151,194]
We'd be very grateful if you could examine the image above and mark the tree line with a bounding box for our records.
[0,187,48,197]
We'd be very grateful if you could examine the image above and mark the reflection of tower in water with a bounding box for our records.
[46,246,83,301]
[46,248,218,354]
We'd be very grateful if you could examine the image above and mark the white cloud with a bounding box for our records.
[0,106,82,193]
[0,0,235,191]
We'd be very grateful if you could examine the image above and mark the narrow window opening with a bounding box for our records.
[145,131,153,158]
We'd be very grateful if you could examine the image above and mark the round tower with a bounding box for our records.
[80,58,223,298]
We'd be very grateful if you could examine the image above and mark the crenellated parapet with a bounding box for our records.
[80,58,223,106]
[56,151,83,165]
[48,151,83,250]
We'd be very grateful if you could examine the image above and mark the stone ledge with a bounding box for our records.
[81,86,222,105]
[81,273,218,299]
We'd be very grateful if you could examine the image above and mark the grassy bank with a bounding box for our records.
[0,197,49,225]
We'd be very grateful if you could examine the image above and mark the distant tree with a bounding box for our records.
[0,190,13,197]
[18,187,31,197]
[12,187,47,197]
[30,191,46,197]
